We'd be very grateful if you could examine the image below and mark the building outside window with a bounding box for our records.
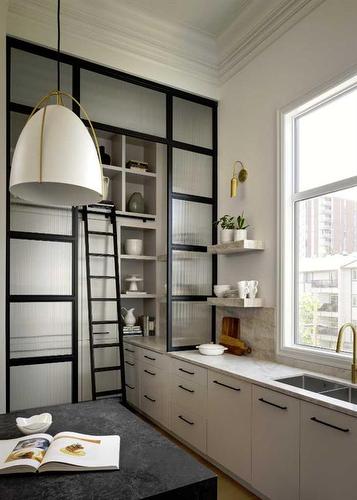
[280,75,357,362]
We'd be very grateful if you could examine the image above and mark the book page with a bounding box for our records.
[0,434,53,472]
[41,432,120,470]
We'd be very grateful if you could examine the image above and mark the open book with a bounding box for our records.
[0,432,120,474]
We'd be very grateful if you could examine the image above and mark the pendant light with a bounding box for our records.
[9,0,103,206]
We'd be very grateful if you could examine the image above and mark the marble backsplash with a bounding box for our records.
[215,307,351,382]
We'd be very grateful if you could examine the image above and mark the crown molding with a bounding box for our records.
[7,0,218,95]
[218,0,326,83]
[7,0,326,94]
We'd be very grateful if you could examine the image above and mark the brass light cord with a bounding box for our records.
[39,104,48,183]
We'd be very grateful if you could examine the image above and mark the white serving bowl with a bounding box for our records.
[213,285,231,297]
[196,343,228,356]
[125,239,143,256]
[16,413,52,435]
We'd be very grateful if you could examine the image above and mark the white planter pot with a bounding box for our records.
[220,229,234,243]
[234,229,247,241]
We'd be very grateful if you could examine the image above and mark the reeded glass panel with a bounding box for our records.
[11,49,72,107]
[172,251,212,296]
[10,240,72,295]
[172,301,211,347]
[10,302,72,358]
[296,88,357,192]
[173,148,212,198]
[10,362,72,411]
[81,69,166,137]
[172,199,212,246]
[173,97,212,148]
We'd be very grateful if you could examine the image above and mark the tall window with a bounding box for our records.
[280,76,357,360]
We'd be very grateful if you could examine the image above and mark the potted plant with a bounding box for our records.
[214,215,235,243]
[234,212,250,241]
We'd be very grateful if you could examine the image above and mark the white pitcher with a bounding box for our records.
[121,307,136,326]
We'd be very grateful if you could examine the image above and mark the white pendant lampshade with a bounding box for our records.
[10,103,103,206]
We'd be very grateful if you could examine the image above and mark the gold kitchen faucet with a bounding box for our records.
[336,323,357,384]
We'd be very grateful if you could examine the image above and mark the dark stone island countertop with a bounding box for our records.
[0,399,217,499]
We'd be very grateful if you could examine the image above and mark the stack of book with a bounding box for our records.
[123,325,142,336]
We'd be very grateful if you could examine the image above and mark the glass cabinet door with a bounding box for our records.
[169,97,216,349]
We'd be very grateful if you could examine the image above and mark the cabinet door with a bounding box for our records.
[301,401,357,500]
[252,386,300,500]
[207,371,251,482]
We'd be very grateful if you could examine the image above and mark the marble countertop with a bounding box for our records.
[170,351,357,418]
[123,335,167,353]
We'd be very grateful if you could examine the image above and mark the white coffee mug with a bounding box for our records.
[237,281,248,299]
[247,280,258,298]
[125,239,143,255]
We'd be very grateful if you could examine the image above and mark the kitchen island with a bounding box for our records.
[0,399,217,499]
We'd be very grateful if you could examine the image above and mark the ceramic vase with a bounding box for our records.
[128,192,145,213]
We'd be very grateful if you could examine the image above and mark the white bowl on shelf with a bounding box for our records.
[196,343,228,356]
[16,413,52,435]
[125,239,143,256]
[213,285,231,297]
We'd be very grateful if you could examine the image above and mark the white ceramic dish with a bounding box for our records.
[16,413,52,435]
[213,285,231,297]
[196,343,228,356]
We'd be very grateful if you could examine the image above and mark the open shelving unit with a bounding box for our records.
[207,297,264,308]
[207,240,264,254]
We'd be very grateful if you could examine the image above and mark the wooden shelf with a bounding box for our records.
[121,293,156,299]
[207,240,264,254]
[125,168,156,180]
[121,255,157,261]
[207,297,264,308]
[102,164,122,179]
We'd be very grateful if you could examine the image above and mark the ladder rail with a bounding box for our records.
[110,207,127,405]
[82,206,97,400]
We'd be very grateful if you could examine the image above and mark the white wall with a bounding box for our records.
[0,0,8,414]
[218,0,357,307]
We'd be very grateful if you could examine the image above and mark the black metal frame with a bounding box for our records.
[6,36,218,404]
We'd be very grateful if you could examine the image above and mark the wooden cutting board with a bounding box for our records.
[221,316,240,338]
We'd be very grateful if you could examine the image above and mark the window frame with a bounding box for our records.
[278,71,357,369]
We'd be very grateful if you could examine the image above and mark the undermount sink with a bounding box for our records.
[276,374,357,404]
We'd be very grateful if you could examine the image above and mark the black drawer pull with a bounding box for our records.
[213,380,241,392]
[178,415,194,425]
[144,369,156,376]
[178,384,194,394]
[125,383,135,390]
[144,394,156,403]
[125,348,135,353]
[144,354,156,361]
[258,397,287,410]
[125,360,135,367]
[311,416,349,433]
[179,368,194,375]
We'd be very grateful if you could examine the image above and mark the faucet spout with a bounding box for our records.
[336,323,357,384]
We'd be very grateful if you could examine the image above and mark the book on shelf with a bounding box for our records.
[0,432,120,475]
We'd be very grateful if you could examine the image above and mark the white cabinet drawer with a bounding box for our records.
[171,358,207,386]
[141,374,164,424]
[124,358,139,407]
[139,348,166,370]
[171,404,206,453]
[252,385,300,500]
[207,371,251,483]
[300,401,357,500]
[171,375,207,416]
[140,362,165,387]
[123,343,138,360]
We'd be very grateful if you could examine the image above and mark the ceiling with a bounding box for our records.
[119,0,250,36]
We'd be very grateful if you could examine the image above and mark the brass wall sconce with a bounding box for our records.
[230,161,248,197]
